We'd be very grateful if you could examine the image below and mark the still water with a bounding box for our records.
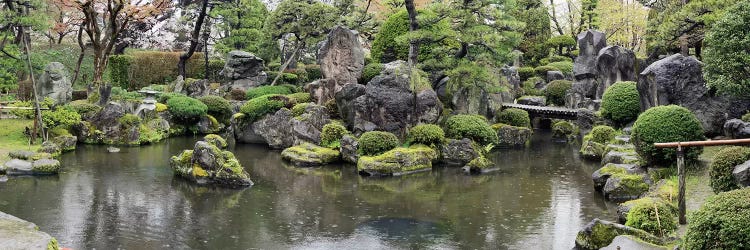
[0,131,616,249]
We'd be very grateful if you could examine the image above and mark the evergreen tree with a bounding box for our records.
[212,0,268,54]
[511,0,552,65]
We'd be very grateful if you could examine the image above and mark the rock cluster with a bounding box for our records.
[169,135,253,187]
[2,150,61,176]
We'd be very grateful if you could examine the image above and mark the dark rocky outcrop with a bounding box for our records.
[36,62,72,104]
[637,54,750,135]
[339,135,359,164]
[292,104,331,145]
[502,66,522,94]
[568,30,607,110]
[462,157,497,174]
[232,109,294,149]
[496,125,532,146]
[335,83,367,127]
[221,51,267,91]
[546,71,565,82]
[347,61,441,136]
[595,46,636,99]
[724,119,750,139]
[591,163,643,191]
[451,86,513,118]
[169,140,252,187]
[311,26,365,105]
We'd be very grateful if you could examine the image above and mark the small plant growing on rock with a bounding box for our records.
[534,65,558,77]
[495,108,531,128]
[359,131,400,156]
[286,92,312,104]
[517,67,534,81]
[601,81,641,125]
[742,112,750,122]
[407,124,445,146]
[709,146,750,193]
[291,103,310,117]
[444,115,498,146]
[624,198,678,236]
[544,80,572,106]
[632,105,705,167]
[361,63,384,84]
[118,114,141,128]
[321,123,349,148]
[167,96,208,122]
[684,188,750,249]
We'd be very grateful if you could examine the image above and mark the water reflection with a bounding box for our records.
[0,131,616,249]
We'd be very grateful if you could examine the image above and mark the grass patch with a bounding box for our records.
[0,119,42,163]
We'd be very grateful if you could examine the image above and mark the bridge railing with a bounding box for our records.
[654,138,750,224]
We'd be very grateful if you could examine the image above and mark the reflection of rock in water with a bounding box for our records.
[356,217,447,243]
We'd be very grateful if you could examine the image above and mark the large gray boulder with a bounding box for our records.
[595,46,636,99]
[36,62,72,104]
[339,135,359,164]
[496,125,532,146]
[348,61,441,136]
[335,83,367,126]
[312,26,364,104]
[576,219,663,250]
[724,119,750,139]
[233,109,295,149]
[574,30,608,79]
[292,104,331,144]
[546,71,565,82]
[451,86,513,118]
[638,54,750,135]
[502,66,522,94]
[221,51,267,91]
[439,138,482,166]
[0,211,59,250]
[733,160,750,188]
[516,96,546,106]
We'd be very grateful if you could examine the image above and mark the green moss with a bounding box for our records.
[709,146,750,193]
[47,237,59,250]
[357,145,437,174]
[359,131,400,156]
[291,103,310,117]
[118,114,141,128]
[192,165,209,177]
[575,219,664,250]
[204,134,228,149]
[281,143,341,166]
[246,85,294,100]
[444,115,498,146]
[547,61,573,73]
[138,124,166,144]
[517,67,535,81]
[360,63,384,84]
[155,103,168,112]
[624,197,678,236]
[742,112,750,122]
[321,123,349,148]
[534,65,559,76]
[239,94,287,123]
[495,108,531,128]
[407,124,445,146]
[286,92,312,104]
[466,157,493,169]
[544,80,572,106]
[552,120,577,139]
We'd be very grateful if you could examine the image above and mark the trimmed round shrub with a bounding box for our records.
[517,67,535,81]
[246,85,294,100]
[286,92,312,104]
[601,81,641,125]
[684,188,750,249]
[359,131,400,156]
[632,105,705,166]
[199,95,232,122]
[588,125,617,144]
[709,146,750,193]
[407,124,445,146]
[534,65,558,76]
[321,123,349,148]
[495,108,531,128]
[625,198,678,236]
[547,61,573,73]
[544,80,572,106]
[118,113,141,128]
[360,63,384,84]
[157,92,187,103]
[167,96,208,122]
[42,107,81,129]
[444,115,497,146]
[239,94,286,122]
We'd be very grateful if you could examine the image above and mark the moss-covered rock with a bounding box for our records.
[204,134,228,149]
[169,140,252,187]
[495,108,531,128]
[439,138,483,166]
[357,145,438,176]
[580,140,607,160]
[601,149,641,165]
[552,120,577,141]
[575,219,663,250]
[30,159,61,174]
[709,146,750,193]
[0,211,60,250]
[603,171,650,202]
[281,143,341,167]
[592,163,643,191]
[462,157,496,174]
[51,135,77,152]
[494,123,532,146]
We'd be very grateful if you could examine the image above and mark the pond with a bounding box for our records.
[0,131,616,249]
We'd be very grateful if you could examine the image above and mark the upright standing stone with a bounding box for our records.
[596,46,636,98]
[36,62,72,104]
[221,51,267,91]
[567,30,607,109]
[310,26,365,105]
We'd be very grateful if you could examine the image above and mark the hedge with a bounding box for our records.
[107,51,218,90]
[684,188,750,249]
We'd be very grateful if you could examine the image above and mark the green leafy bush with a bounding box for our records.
[359,131,400,156]
[407,124,445,146]
[517,67,535,81]
[360,63,384,84]
[684,188,750,249]
[167,96,208,122]
[286,92,312,104]
[547,61,573,73]
[10,98,54,119]
[158,92,187,103]
[370,9,455,63]
[199,95,232,123]
[522,77,543,96]
[42,107,82,129]
[495,108,531,128]
[321,123,349,148]
[118,114,141,128]
[544,80,572,106]
[246,85,294,100]
[265,72,299,85]
[588,125,617,144]
[534,65,559,77]
[703,0,750,97]
[239,94,286,122]
[325,99,340,118]
[444,115,497,146]
[742,112,750,122]
[709,146,750,193]
[601,81,641,125]
[625,198,678,236]
[632,105,705,166]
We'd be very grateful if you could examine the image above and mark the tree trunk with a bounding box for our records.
[271,44,301,86]
[72,26,86,85]
[178,0,209,78]
[405,0,419,68]
[549,0,565,36]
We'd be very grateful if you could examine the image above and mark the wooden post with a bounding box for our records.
[677,144,687,225]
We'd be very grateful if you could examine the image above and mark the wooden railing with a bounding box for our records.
[654,138,750,224]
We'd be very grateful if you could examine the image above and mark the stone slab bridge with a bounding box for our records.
[501,103,579,120]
